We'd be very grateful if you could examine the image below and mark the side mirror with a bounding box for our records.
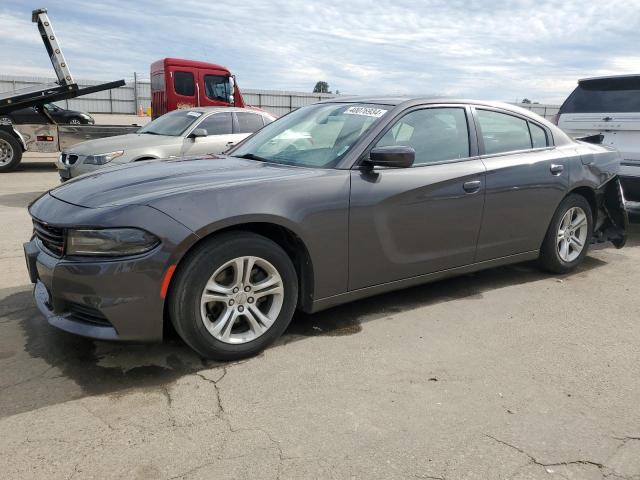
[367,146,415,168]
[190,128,208,138]
[228,76,235,105]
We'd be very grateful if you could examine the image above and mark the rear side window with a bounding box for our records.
[197,112,232,135]
[173,71,195,97]
[529,122,548,148]
[476,110,532,155]
[375,107,470,166]
[151,73,165,92]
[236,112,264,133]
[560,78,640,114]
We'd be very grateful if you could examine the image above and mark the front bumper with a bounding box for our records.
[24,237,168,341]
[26,194,198,341]
[57,155,103,181]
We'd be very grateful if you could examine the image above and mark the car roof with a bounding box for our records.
[318,95,543,117]
[319,95,526,110]
[578,73,640,83]
[178,107,269,115]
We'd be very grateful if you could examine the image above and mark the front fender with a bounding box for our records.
[148,171,351,299]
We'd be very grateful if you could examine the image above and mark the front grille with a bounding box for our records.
[66,302,112,327]
[33,219,65,257]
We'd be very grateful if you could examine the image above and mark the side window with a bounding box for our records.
[374,108,470,166]
[236,112,265,134]
[204,75,230,102]
[151,73,165,92]
[197,112,232,135]
[476,109,532,155]
[173,71,195,97]
[529,122,548,148]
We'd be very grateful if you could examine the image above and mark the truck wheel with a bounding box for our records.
[0,131,22,172]
[539,194,593,274]
[168,231,298,360]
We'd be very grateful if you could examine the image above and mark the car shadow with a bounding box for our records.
[9,161,57,172]
[0,252,614,419]
[0,191,46,208]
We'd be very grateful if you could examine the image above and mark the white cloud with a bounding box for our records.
[1,0,640,103]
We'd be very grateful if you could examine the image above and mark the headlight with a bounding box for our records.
[83,150,124,165]
[66,228,159,256]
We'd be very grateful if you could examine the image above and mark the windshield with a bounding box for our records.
[231,103,389,168]
[139,109,204,136]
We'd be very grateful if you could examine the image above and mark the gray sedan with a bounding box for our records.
[57,107,274,179]
[25,97,628,360]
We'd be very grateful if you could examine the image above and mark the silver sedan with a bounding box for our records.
[57,107,274,180]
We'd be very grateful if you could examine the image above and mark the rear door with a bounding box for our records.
[230,111,266,149]
[348,105,486,290]
[473,107,570,261]
[181,112,234,156]
[558,77,640,161]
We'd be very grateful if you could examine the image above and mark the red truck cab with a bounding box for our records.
[150,58,247,119]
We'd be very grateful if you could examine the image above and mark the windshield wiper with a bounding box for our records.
[233,153,270,162]
[141,131,160,135]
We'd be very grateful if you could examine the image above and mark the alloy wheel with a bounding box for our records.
[200,256,284,344]
[557,206,588,262]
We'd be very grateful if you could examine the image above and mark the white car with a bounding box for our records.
[57,107,275,180]
[557,74,640,203]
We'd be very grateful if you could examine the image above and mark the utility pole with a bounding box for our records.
[133,71,139,115]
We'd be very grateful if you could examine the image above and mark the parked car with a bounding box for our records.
[3,103,95,125]
[25,97,628,360]
[557,74,640,203]
[57,107,275,180]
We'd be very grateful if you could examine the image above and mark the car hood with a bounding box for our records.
[49,155,320,208]
[64,133,178,154]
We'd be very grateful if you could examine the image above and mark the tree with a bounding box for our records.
[313,81,330,94]
[521,98,532,104]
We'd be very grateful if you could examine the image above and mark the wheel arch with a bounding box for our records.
[567,185,597,221]
[164,221,316,329]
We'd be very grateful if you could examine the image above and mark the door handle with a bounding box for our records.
[226,141,235,147]
[463,180,481,193]
[550,164,564,175]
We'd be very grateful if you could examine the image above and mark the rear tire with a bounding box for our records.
[168,231,298,360]
[539,194,593,274]
[0,130,22,172]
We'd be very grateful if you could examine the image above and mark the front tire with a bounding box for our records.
[539,194,593,274]
[168,232,298,360]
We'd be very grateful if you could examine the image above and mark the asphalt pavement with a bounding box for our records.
[1,155,639,479]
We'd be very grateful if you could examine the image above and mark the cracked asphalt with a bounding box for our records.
[1,156,640,479]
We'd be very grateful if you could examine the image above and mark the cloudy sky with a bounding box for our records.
[1,0,639,103]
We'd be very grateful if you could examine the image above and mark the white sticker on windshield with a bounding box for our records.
[187,111,202,117]
[344,106,387,118]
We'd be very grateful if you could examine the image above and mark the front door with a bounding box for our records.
[348,106,486,290]
[181,112,239,156]
[197,70,233,108]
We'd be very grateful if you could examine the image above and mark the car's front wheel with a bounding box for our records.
[539,194,593,274]
[169,232,298,360]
